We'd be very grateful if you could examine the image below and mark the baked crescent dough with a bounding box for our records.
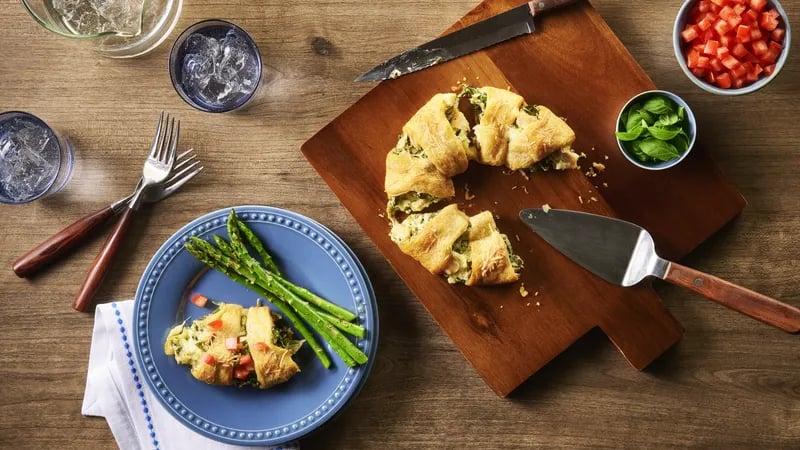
[390,204,470,275]
[507,105,577,171]
[472,86,525,166]
[384,86,581,286]
[465,211,521,286]
[385,134,455,214]
[402,93,472,177]
[164,303,302,389]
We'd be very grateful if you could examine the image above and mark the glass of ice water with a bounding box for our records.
[0,112,75,205]
[169,20,263,113]
[21,0,182,58]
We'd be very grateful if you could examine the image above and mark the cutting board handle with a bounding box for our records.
[529,0,579,15]
[664,262,800,334]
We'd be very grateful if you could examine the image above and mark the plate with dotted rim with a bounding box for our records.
[133,205,378,446]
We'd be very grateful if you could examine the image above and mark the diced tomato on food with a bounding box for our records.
[252,342,269,352]
[201,353,216,365]
[225,337,239,351]
[683,0,783,89]
[190,293,208,307]
[207,319,223,330]
[239,354,253,366]
[234,366,252,380]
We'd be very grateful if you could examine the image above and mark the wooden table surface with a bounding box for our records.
[1,0,798,448]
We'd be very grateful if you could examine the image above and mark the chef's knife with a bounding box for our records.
[355,0,578,82]
[519,208,800,334]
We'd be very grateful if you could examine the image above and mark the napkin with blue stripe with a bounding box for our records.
[82,300,299,450]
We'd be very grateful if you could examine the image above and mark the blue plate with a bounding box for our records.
[133,206,379,446]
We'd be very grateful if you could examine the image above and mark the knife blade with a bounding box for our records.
[519,208,800,333]
[355,0,578,82]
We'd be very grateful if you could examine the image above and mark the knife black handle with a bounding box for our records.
[529,0,579,15]
[665,262,800,334]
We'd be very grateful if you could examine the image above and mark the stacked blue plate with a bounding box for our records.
[133,205,378,446]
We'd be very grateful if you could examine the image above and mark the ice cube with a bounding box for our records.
[0,121,59,203]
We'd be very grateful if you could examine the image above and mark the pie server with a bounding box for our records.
[355,0,579,82]
[519,208,800,333]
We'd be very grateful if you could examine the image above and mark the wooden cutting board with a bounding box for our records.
[301,0,746,396]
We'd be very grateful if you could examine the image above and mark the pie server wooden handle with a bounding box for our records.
[665,262,800,333]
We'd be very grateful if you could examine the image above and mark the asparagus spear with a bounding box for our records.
[189,237,367,366]
[227,211,358,322]
[185,239,333,368]
[228,210,281,275]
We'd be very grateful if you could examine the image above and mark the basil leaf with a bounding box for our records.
[642,97,675,115]
[638,138,680,162]
[630,140,652,162]
[639,109,655,125]
[616,127,645,141]
[625,104,643,131]
[677,105,685,120]
[647,125,681,141]
[671,131,690,154]
[657,112,680,127]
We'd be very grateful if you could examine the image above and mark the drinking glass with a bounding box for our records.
[21,0,182,58]
[169,20,264,113]
[0,112,74,205]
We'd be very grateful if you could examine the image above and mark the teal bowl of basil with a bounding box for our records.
[615,90,696,170]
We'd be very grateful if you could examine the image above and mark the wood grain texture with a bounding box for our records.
[664,261,800,333]
[301,0,744,396]
[1,0,799,448]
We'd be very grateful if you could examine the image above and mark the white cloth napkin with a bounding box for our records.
[82,300,299,450]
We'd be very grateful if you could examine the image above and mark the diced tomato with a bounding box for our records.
[716,72,732,88]
[742,8,758,25]
[703,39,720,55]
[687,49,700,68]
[745,63,763,81]
[759,12,779,31]
[731,63,747,79]
[721,54,741,70]
[201,353,216,365]
[234,366,252,380]
[239,354,253,366]
[714,19,732,35]
[684,0,783,90]
[731,43,749,58]
[682,25,700,42]
[190,293,208,308]
[252,342,269,352]
[749,0,767,12]
[751,39,768,55]
[735,25,751,43]
[719,6,742,28]
[207,319,223,330]
[225,337,239,351]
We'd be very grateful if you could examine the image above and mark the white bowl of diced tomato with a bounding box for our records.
[674,0,790,95]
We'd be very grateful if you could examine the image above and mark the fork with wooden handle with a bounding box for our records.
[11,149,202,278]
[72,112,180,312]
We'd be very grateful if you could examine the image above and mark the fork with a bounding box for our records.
[11,149,201,278]
[72,112,180,312]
